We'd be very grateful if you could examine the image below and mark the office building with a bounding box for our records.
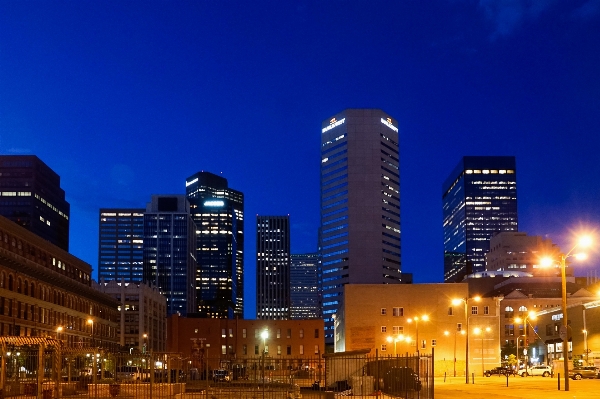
[256,216,291,320]
[98,208,145,282]
[95,279,167,352]
[0,155,70,251]
[486,232,563,276]
[142,195,197,316]
[290,253,319,319]
[319,109,406,341]
[0,215,118,349]
[443,156,518,282]
[185,171,244,318]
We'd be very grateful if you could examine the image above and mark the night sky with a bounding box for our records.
[1,1,599,318]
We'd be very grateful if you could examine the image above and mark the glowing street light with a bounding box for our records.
[452,296,481,383]
[540,234,593,392]
[407,315,429,355]
[514,311,537,372]
[87,319,94,347]
[386,334,408,357]
[445,329,466,377]
[474,327,491,377]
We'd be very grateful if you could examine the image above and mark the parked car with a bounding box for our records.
[485,367,514,377]
[116,366,143,381]
[521,365,552,377]
[569,366,599,380]
[382,367,422,393]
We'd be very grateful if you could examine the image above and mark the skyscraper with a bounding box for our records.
[185,171,244,318]
[142,195,197,316]
[256,215,291,320]
[442,156,518,282]
[0,155,70,250]
[290,253,319,319]
[98,208,145,282]
[319,109,405,341]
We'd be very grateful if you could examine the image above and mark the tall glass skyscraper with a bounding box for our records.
[319,109,406,342]
[142,195,197,316]
[442,156,518,282]
[98,208,145,282]
[185,171,244,318]
[0,155,70,250]
[256,215,291,320]
[290,253,319,319]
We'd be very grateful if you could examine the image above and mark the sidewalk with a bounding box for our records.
[435,376,599,399]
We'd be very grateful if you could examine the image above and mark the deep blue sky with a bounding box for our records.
[1,1,599,318]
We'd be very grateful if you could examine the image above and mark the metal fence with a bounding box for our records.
[0,341,433,399]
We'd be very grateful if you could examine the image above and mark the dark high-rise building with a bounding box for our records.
[319,109,406,342]
[0,155,70,250]
[290,253,319,319]
[442,156,518,282]
[256,215,291,320]
[185,172,244,318]
[142,195,197,316]
[98,209,145,282]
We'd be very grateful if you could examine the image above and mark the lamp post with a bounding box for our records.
[56,326,64,341]
[541,235,593,392]
[332,314,337,353]
[452,296,481,383]
[514,311,537,372]
[87,319,94,347]
[261,329,268,391]
[583,329,589,364]
[407,315,429,355]
[143,333,148,354]
[474,327,491,376]
[444,329,465,377]
[386,334,407,357]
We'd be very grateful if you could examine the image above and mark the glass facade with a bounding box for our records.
[186,172,244,318]
[442,156,518,282]
[290,253,319,319]
[256,216,290,319]
[98,209,145,282]
[142,195,197,316]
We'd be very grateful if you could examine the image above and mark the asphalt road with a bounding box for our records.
[435,375,600,399]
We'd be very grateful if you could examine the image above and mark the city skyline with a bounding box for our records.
[1,2,599,319]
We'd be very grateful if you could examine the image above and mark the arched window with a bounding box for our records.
[23,280,28,296]
[504,306,514,319]
[8,275,13,291]
[30,282,35,297]
[0,271,4,288]
[17,278,22,294]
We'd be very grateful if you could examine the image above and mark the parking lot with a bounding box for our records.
[435,376,600,399]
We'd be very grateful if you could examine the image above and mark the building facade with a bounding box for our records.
[290,253,319,319]
[167,315,324,372]
[142,195,197,316]
[185,171,244,318]
[98,208,145,282]
[0,155,70,251]
[319,109,407,342]
[0,215,118,349]
[95,279,167,352]
[486,232,563,276]
[336,284,502,377]
[443,156,518,282]
[256,216,291,320]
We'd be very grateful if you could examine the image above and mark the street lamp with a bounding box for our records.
[87,319,94,347]
[540,234,593,392]
[386,334,407,357]
[261,329,268,399]
[514,311,537,372]
[407,315,429,355]
[143,333,148,354]
[452,296,481,384]
[56,326,64,341]
[444,329,466,377]
[474,327,491,376]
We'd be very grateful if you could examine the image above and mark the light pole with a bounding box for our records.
[143,333,148,354]
[56,326,64,341]
[407,315,429,355]
[452,296,481,383]
[261,329,268,394]
[541,235,592,392]
[386,334,406,357]
[332,314,337,353]
[474,327,491,376]
[87,319,94,347]
[583,329,589,364]
[514,311,537,372]
[445,329,465,377]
